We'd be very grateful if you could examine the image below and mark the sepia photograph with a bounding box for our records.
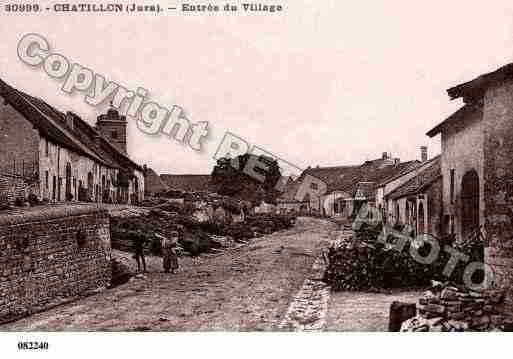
[1,1,513,357]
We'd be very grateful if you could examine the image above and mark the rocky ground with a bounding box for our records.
[1,217,422,331]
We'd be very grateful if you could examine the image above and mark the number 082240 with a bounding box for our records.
[18,341,49,350]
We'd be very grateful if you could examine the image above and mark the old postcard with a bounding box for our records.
[0,0,512,357]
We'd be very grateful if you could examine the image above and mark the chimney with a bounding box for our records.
[65,111,74,131]
[382,152,388,160]
[420,146,428,162]
[393,158,400,165]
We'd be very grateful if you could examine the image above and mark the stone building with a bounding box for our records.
[384,156,443,238]
[143,166,169,196]
[0,78,144,204]
[427,62,513,311]
[160,174,213,192]
[278,153,420,219]
[427,105,484,241]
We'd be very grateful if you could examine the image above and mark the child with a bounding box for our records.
[132,230,148,273]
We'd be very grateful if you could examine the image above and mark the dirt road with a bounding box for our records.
[2,217,337,331]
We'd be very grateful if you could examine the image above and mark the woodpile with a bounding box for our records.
[323,230,434,290]
[324,222,482,291]
[400,281,510,332]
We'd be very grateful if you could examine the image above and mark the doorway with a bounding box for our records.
[461,169,480,239]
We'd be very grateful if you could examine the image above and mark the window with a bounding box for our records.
[310,182,318,190]
[450,169,455,204]
[45,171,49,189]
[111,131,118,139]
[45,140,49,156]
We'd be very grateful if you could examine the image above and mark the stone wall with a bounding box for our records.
[0,205,111,324]
[482,79,513,314]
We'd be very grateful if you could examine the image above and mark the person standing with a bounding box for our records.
[132,230,148,273]
[158,231,179,274]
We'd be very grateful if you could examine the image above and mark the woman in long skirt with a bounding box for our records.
[159,232,179,274]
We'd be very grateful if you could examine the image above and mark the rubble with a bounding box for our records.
[110,203,296,257]
[400,281,511,332]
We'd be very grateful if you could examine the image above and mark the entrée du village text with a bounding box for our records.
[45,3,284,13]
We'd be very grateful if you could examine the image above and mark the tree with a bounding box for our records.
[211,153,282,205]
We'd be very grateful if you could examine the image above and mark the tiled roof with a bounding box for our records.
[0,79,109,166]
[426,104,482,138]
[160,174,213,192]
[0,78,143,172]
[447,62,513,100]
[279,157,421,202]
[309,159,419,194]
[387,156,441,200]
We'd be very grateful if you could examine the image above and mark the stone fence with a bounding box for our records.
[0,204,111,324]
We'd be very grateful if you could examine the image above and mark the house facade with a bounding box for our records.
[0,78,144,205]
[384,156,443,238]
[427,106,484,241]
[427,62,513,311]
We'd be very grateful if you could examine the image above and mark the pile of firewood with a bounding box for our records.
[401,281,510,331]
[323,234,434,291]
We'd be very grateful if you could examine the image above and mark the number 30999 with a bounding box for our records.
[4,4,41,12]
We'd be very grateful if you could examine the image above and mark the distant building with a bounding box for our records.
[144,166,169,196]
[384,156,442,238]
[96,104,128,155]
[160,174,213,192]
[0,78,144,204]
[278,152,420,219]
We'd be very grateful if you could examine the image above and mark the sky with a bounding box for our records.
[2,1,513,175]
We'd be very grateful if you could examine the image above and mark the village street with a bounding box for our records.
[2,218,338,331]
[1,217,423,331]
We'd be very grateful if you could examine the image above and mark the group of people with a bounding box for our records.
[131,230,179,274]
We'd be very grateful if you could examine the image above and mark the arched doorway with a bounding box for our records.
[418,202,425,234]
[461,169,479,239]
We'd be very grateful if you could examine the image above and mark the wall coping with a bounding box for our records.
[0,204,108,226]
[0,173,24,179]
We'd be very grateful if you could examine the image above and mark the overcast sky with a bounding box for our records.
[2,1,513,175]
